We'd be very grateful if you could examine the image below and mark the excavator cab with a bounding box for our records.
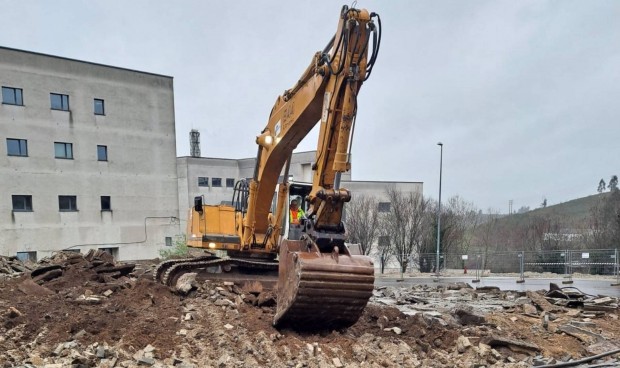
[282,182,312,241]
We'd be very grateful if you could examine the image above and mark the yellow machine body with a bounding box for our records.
[156,5,382,330]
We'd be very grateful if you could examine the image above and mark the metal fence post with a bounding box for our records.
[561,250,567,278]
[517,251,525,283]
[613,248,620,287]
[564,250,574,284]
[472,254,481,283]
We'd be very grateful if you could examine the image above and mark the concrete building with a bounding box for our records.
[0,47,180,261]
[177,151,354,209]
[177,150,422,224]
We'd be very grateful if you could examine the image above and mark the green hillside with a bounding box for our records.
[485,192,609,232]
[469,192,615,253]
[516,193,607,223]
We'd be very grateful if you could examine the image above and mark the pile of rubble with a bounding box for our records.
[1,256,620,367]
[1,250,137,283]
[544,283,619,311]
[372,282,620,316]
[372,282,620,366]
[0,255,36,280]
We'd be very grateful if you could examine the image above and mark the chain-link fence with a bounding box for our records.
[378,248,620,283]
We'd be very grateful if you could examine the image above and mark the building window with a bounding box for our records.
[212,178,222,187]
[54,142,73,159]
[59,195,78,211]
[2,86,23,106]
[198,177,209,187]
[101,196,111,211]
[97,145,108,161]
[94,98,105,115]
[99,247,118,259]
[7,138,28,157]
[226,178,235,188]
[165,237,173,247]
[50,93,69,111]
[378,202,391,213]
[12,195,33,212]
[16,251,36,262]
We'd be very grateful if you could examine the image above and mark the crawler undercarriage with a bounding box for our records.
[154,240,374,330]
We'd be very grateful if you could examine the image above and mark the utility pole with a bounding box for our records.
[435,142,443,281]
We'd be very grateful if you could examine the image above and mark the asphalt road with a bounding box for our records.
[376,276,620,297]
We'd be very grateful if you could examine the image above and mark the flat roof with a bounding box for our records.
[178,150,317,161]
[343,180,424,184]
[0,46,173,79]
[179,156,240,162]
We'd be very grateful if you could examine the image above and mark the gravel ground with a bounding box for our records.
[1,252,620,367]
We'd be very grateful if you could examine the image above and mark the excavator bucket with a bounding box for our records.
[273,239,375,330]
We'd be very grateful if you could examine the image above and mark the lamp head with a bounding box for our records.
[437,142,443,146]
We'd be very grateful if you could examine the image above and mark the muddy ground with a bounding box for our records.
[1,252,619,368]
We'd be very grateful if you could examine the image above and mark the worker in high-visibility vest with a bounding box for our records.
[289,199,305,226]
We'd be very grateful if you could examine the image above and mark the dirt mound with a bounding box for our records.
[1,263,620,367]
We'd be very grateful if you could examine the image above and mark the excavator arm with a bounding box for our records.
[239,6,382,329]
[243,6,382,256]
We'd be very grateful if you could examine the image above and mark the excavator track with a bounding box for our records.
[274,240,375,330]
[153,255,217,284]
[154,256,278,287]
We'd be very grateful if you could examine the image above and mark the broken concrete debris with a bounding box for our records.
[175,272,198,295]
[1,256,619,367]
[456,335,472,353]
[557,323,605,344]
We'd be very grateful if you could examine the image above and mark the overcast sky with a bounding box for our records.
[2,1,619,212]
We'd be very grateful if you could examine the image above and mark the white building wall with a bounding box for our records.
[0,47,180,261]
[178,156,240,208]
[343,180,423,201]
[176,150,421,227]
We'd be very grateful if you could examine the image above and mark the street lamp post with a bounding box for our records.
[435,142,443,280]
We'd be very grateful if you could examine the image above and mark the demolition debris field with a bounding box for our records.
[1,252,620,368]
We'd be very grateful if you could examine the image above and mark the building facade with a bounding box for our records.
[0,47,180,261]
[176,150,422,225]
[177,151,355,210]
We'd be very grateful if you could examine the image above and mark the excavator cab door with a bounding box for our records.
[283,182,312,241]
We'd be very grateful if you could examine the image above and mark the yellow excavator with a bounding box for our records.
[155,5,382,330]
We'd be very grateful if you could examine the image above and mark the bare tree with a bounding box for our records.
[476,208,501,270]
[588,190,620,249]
[446,195,480,254]
[418,195,479,272]
[528,215,564,252]
[380,187,428,273]
[376,235,392,274]
[344,194,380,255]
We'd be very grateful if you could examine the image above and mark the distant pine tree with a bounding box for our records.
[609,175,619,192]
[597,178,606,193]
